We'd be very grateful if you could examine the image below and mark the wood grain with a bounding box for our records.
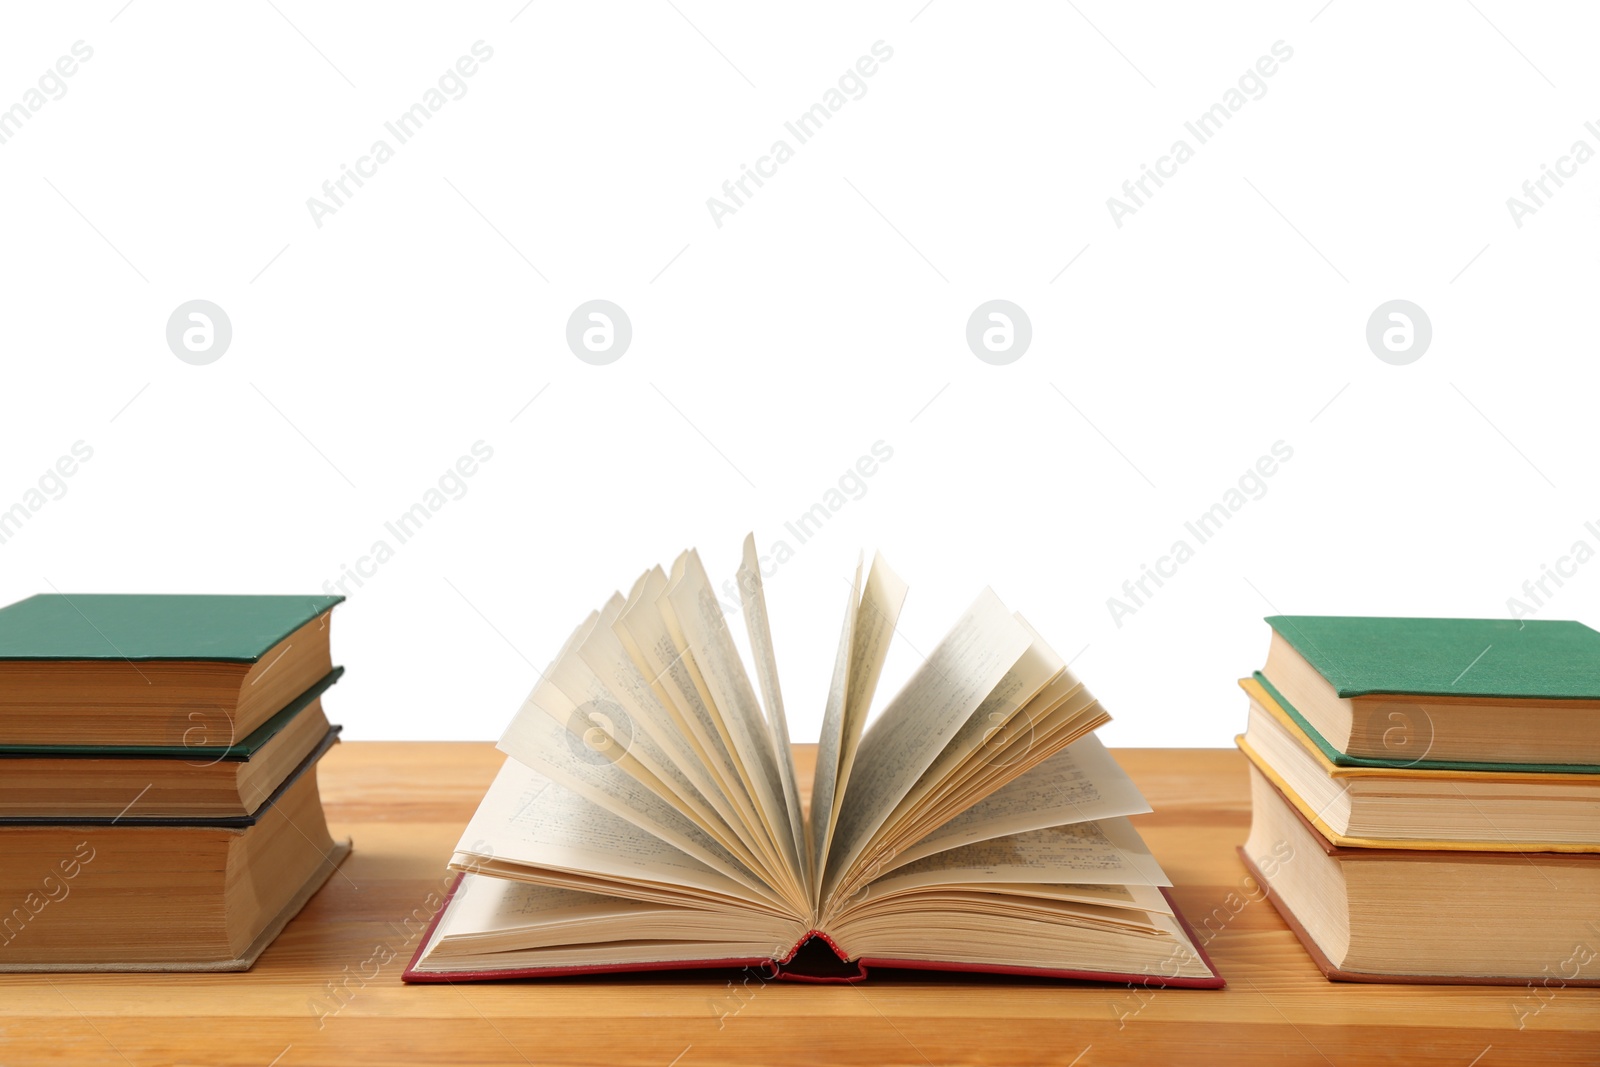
[1,743,1594,1066]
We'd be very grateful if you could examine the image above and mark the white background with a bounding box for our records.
[2,1,1596,746]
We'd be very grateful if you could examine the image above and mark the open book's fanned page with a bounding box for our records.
[806,554,862,896]
[823,589,1034,899]
[407,539,1222,987]
[807,551,909,907]
[737,535,808,887]
[877,736,1153,871]
[660,551,804,898]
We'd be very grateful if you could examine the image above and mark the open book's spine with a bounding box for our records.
[771,930,867,983]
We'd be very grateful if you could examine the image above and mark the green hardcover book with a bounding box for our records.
[1259,615,1600,765]
[0,594,342,747]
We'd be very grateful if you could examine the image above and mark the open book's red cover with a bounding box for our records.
[401,873,1225,987]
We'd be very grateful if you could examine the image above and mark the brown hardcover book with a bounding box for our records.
[1241,763,1600,985]
[0,737,349,972]
[0,671,341,819]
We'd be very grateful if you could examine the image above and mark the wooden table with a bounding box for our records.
[2,743,1596,1066]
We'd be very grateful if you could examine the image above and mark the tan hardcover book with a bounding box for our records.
[0,739,349,972]
[1241,763,1600,985]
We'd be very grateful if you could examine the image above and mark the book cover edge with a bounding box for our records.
[0,594,345,664]
[1263,614,1600,701]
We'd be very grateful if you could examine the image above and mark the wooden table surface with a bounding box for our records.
[2,742,1596,1066]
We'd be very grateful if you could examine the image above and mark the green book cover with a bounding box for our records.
[0,594,343,662]
[0,667,343,760]
[1264,615,1600,700]
[1250,672,1600,773]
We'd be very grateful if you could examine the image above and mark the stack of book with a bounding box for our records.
[0,594,351,972]
[1237,614,1600,985]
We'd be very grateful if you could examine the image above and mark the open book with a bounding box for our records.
[404,539,1221,985]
